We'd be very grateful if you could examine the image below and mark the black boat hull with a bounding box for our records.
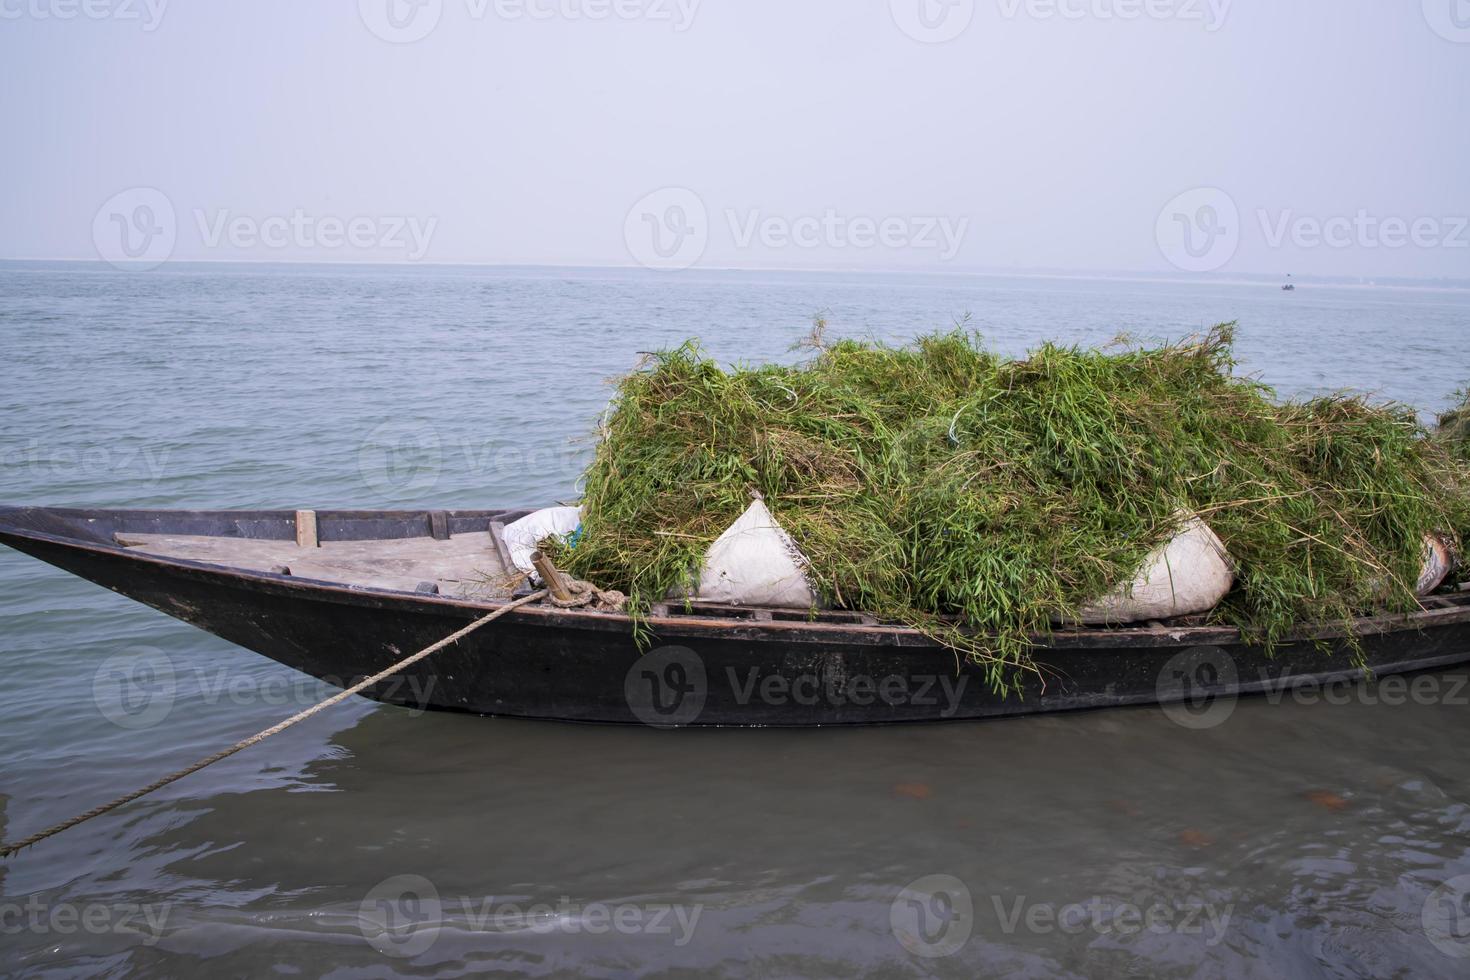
[3,507,1468,727]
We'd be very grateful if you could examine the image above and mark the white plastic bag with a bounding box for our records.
[690,498,818,608]
[501,506,582,579]
[1069,513,1234,625]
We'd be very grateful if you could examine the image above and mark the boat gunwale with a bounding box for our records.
[2,507,1467,652]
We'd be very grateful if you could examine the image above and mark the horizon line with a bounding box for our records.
[1,256,1467,292]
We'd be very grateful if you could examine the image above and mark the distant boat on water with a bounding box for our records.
[1282,274,1296,292]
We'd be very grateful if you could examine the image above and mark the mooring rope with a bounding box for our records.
[0,589,549,859]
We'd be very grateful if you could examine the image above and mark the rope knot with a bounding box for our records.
[549,578,627,612]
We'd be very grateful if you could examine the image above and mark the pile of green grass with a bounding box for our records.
[1440,388,1470,463]
[1440,388,1470,549]
[561,325,1469,693]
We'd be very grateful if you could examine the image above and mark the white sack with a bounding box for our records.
[1069,513,1234,625]
[1417,533,1454,596]
[502,506,583,578]
[691,498,818,608]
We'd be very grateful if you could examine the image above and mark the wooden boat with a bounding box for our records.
[2,505,1468,727]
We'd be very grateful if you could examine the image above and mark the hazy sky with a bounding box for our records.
[2,0,1468,279]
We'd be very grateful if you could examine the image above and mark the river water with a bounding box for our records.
[1,262,1468,977]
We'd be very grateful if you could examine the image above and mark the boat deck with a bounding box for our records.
[95,514,1470,627]
[115,530,520,600]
